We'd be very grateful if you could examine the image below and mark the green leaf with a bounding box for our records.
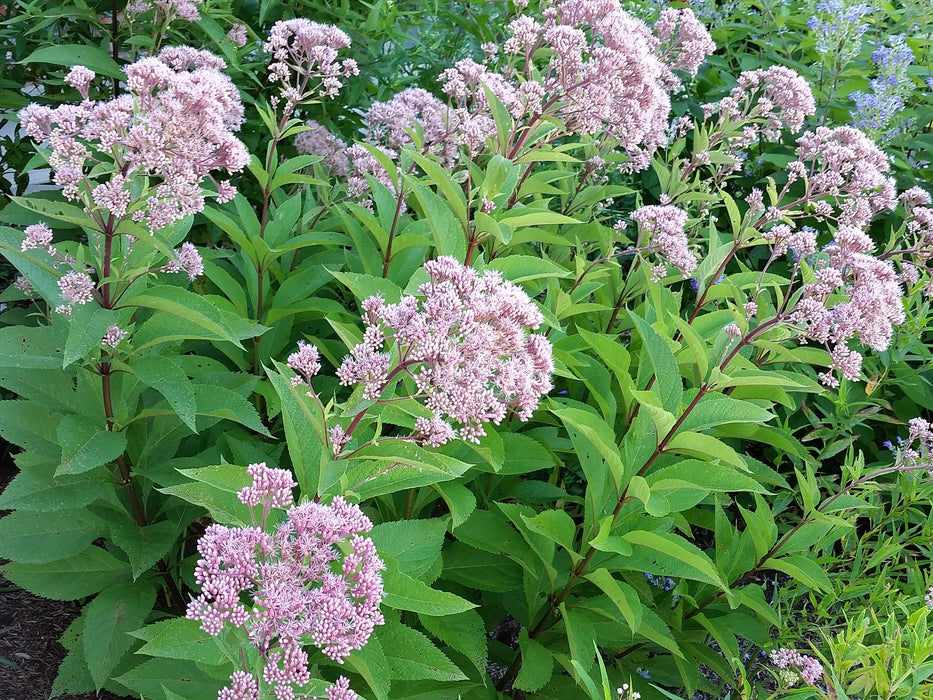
[382,556,476,616]
[664,432,747,469]
[498,209,579,228]
[513,629,554,693]
[57,414,127,476]
[0,400,62,457]
[125,286,248,348]
[0,325,66,369]
[551,403,625,495]
[130,356,197,432]
[193,385,272,437]
[630,312,683,412]
[1,546,128,600]
[346,635,391,700]
[110,521,182,581]
[370,519,447,581]
[486,255,570,284]
[264,192,304,248]
[407,180,467,260]
[521,509,578,561]
[430,481,476,528]
[584,569,643,633]
[0,225,64,303]
[380,621,468,681]
[113,657,223,699]
[159,464,254,527]
[338,441,472,500]
[266,364,326,495]
[0,461,108,512]
[560,604,597,673]
[677,393,774,433]
[22,44,122,78]
[63,305,119,367]
[0,509,107,564]
[646,461,768,495]
[134,617,227,666]
[440,541,524,592]
[622,531,726,588]
[452,509,536,572]
[419,609,488,677]
[761,554,832,592]
[84,582,157,689]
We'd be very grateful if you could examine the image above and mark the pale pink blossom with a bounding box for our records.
[632,205,697,277]
[58,271,95,305]
[21,223,54,253]
[101,325,127,348]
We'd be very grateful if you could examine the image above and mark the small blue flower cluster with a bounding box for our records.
[644,571,677,590]
[849,34,916,143]
[807,0,874,65]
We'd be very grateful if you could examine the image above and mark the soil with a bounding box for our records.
[0,448,130,700]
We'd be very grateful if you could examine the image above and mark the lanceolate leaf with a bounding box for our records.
[1,546,128,600]
[381,556,476,616]
[57,414,127,476]
[130,356,197,432]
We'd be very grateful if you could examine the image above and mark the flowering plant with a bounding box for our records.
[0,1,932,699]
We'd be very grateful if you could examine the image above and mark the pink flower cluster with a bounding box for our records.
[163,241,204,280]
[631,205,697,277]
[127,0,202,22]
[434,0,714,169]
[769,648,823,686]
[336,256,553,444]
[18,47,248,234]
[263,19,359,111]
[187,464,382,700]
[788,225,904,387]
[294,121,349,176]
[792,126,898,228]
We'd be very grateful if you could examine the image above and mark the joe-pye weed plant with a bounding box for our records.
[1,0,933,698]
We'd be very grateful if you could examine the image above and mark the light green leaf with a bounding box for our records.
[370,519,447,581]
[630,312,683,412]
[664,432,747,469]
[0,325,66,369]
[677,393,774,433]
[134,617,228,666]
[63,305,118,367]
[159,464,255,527]
[125,286,247,348]
[337,441,472,500]
[584,568,643,633]
[266,363,326,495]
[513,629,554,692]
[346,634,391,700]
[522,509,578,561]
[113,657,223,699]
[431,481,476,528]
[487,255,570,284]
[622,530,726,588]
[761,554,832,592]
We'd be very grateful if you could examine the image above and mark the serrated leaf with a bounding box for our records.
[84,582,157,689]
[370,519,447,581]
[126,286,246,348]
[622,530,726,588]
[584,569,643,632]
[266,364,326,495]
[338,441,472,500]
[1,546,128,600]
[0,509,107,563]
[486,255,570,284]
[0,461,108,512]
[431,481,476,528]
[56,414,127,476]
[630,312,683,412]
[513,629,553,692]
[677,393,774,433]
[380,621,467,682]
[346,634,391,700]
[419,609,488,677]
[0,325,66,369]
